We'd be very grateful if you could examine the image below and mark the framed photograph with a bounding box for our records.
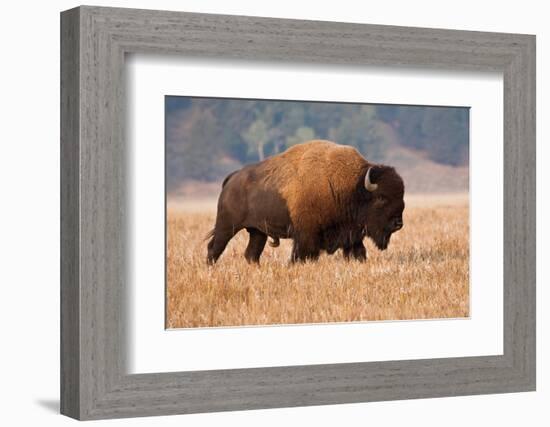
[60,6,536,420]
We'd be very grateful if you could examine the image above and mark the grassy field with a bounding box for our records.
[166,194,469,329]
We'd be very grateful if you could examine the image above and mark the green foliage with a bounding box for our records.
[329,105,383,159]
[286,126,316,147]
[242,118,271,161]
[389,106,469,166]
[420,108,469,166]
[165,97,469,186]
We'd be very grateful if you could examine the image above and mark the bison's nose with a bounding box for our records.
[394,219,403,230]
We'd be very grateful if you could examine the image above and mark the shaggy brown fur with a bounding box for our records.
[206,140,405,264]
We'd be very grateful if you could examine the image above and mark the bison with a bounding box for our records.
[206,140,404,264]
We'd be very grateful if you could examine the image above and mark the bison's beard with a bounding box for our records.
[371,232,391,251]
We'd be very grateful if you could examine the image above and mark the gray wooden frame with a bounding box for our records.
[60,5,536,420]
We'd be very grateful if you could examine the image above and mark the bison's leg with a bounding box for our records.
[291,234,321,263]
[343,241,367,262]
[342,245,352,260]
[351,241,367,261]
[207,228,239,264]
[244,228,268,264]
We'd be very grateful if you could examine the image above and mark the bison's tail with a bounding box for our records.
[268,237,280,248]
[203,229,215,243]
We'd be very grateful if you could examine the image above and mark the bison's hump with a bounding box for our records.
[257,140,370,232]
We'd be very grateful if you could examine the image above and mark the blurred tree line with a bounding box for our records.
[166,97,469,189]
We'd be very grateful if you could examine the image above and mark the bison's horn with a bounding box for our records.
[364,167,378,192]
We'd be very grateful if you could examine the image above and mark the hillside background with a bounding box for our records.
[166,96,469,197]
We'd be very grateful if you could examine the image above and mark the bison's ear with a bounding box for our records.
[364,165,386,192]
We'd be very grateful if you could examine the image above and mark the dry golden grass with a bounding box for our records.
[166,194,469,328]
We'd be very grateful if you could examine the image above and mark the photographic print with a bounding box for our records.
[166,96,469,328]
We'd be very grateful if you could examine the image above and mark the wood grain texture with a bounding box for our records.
[60,7,80,419]
[60,5,536,420]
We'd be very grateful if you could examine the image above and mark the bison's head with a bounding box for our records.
[363,165,405,250]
